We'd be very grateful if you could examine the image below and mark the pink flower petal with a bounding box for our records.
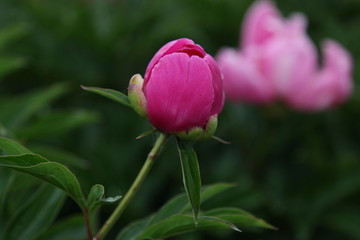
[320,40,353,103]
[286,13,307,34]
[286,40,352,111]
[144,38,205,84]
[145,53,214,132]
[261,26,317,99]
[217,47,276,103]
[204,54,225,115]
[241,0,283,47]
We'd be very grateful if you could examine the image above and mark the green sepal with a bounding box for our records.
[176,114,218,141]
[128,74,147,118]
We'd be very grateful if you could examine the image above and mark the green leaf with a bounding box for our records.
[87,184,122,212]
[117,183,234,240]
[0,154,86,209]
[199,216,241,232]
[29,144,89,169]
[0,137,32,155]
[150,183,234,225]
[137,208,273,240]
[136,129,156,139]
[0,83,68,129]
[203,207,276,230]
[35,215,87,240]
[81,85,131,107]
[0,24,27,49]
[176,139,201,223]
[116,217,153,240]
[0,57,25,79]
[16,110,99,139]
[137,214,238,239]
[2,185,66,240]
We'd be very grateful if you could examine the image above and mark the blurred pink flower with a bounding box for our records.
[143,38,224,133]
[216,47,276,103]
[216,0,352,111]
[286,40,353,111]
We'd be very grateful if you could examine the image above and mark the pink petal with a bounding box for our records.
[320,40,353,103]
[145,53,214,132]
[144,38,205,84]
[286,41,352,111]
[241,0,283,47]
[216,47,276,103]
[287,73,337,111]
[204,54,225,115]
[285,13,307,34]
[260,26,317,99]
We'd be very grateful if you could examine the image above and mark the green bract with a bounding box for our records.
[176,115,218,141]
[128,74,147,118]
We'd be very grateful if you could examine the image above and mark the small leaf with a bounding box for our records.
[81,85,131,107]
[29,144,89,169]
[0,83,68,129]
[35,215,87,240]
[0,24,27,48]
[137,214,239,239]
[137,208,274,239]
[0,137,32,155]
[199,216,241,232]
[2,185,66,240]
[116,183,235,240]
[183,183,235,213]
[136,129,156,139]
[0,57,25,79]
[176,139,201,223]
[211,135,231,144]
[87,184,121,212]
[151,183,234,225]
[16,110,99,139]
[0,154,86,209]
[116,217,153,240]
[204,207,276,230]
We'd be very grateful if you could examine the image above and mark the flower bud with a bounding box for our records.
[128,74,147,118]
[130,38,224,140]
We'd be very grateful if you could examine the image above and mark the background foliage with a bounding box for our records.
[0,0,360,239]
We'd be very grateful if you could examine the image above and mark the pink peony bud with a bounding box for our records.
[130,38,224,138]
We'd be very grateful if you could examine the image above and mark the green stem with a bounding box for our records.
[84,210,93,240]
[95,133,168,240]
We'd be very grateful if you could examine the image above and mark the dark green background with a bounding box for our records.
[0,0,359,239]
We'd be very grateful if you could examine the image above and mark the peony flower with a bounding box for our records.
[216,0,352,111]
[128,38,224,140]
[216,47,276,103]
[286,40,353,111]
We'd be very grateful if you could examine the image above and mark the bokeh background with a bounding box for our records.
[1,0,360,239]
